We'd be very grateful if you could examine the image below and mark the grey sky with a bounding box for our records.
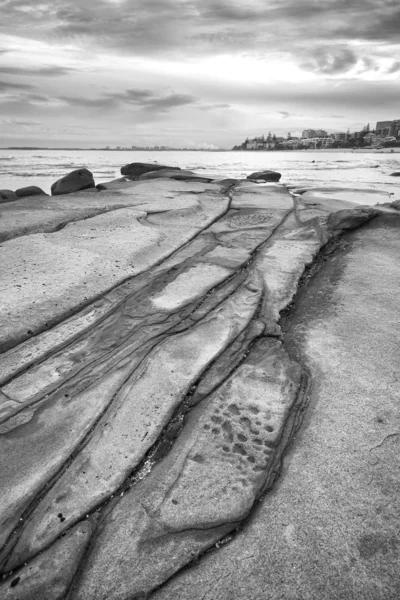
[0,0,399,147]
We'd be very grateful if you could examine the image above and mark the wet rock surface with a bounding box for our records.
[0,174,399,599]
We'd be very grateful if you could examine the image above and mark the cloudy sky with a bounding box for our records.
[0,0,399,148]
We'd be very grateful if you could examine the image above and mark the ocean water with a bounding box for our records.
[1,149,399,203]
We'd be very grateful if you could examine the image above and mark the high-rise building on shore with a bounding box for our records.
[302,129,328,139]
[376,119,400,137]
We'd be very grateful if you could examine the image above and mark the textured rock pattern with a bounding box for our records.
[0,176,396,599]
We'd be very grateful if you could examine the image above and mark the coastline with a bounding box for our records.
[1,148,400,197]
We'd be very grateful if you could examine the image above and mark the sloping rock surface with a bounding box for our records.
[153,213,400,600]
[0,176,398,599]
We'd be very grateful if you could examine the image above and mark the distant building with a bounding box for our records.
[282,138,300,149]
[363,133,381,145]
[246,135,276,150]
[302,129,328,139]
[376,119,400,138]
[302,137,334,148]
[383,136,397,144]
[376,121,393,137]
[331,132,348,141]
[390,119,400,137]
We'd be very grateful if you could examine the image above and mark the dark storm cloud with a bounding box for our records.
[104,88,198,112]
[58,88,197,112]
[1,0,399,59]
[198,103,231,111]
[301,48,358,75]
[0,79,32,91]
[58,95,117,109]
[0,66,75,76]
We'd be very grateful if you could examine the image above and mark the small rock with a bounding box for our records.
[51,168,95,196]
[246,170,281,182]
[390,172,400,177]
[121,162,181,178]
[0,189,17,203]
[15,186,47,198]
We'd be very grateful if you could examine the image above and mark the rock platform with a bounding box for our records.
[0,173,399,599]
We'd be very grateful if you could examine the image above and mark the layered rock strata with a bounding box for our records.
[0,173,398,599]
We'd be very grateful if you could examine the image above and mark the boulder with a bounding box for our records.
[246,170,281,182]
[139,169,213,182]
[15,186,47,198]
[390,172,400,177]
[51,168,95,196]
[121,162,181,178]
[0,189,17,203]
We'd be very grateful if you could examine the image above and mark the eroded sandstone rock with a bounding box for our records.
[1,174,397,600]
[0,522,92,599]
[69,338,303,600]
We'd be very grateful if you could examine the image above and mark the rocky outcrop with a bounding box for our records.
[0,172,399,600]
[15,186,47,198]
[246,170,281,182]
[51,168,95,196]
[0,190,17,203]
[121,162,181,178]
